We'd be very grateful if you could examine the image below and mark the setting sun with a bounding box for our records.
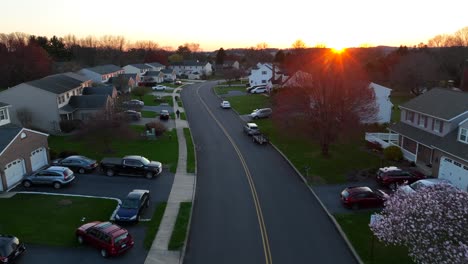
[331,47,347,54]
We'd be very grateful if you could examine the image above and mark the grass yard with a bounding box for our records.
[213,85,247,95]
[228,94,271,115]
[0,194,117,246]
[335,213,413,264]
[255,119,382,184]
[168,202,192,250]
[144,202,167,250]
[218,79,248,85]
[132,94,174,107]
[183,128,195,173]
[48,127,179,173]
[141,110,157,118]
[180,112,186,120]
[390,94,413,122]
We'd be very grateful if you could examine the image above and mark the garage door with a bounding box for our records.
[4,159,26,189]
[30,147,47,171]
[439,156,468,192]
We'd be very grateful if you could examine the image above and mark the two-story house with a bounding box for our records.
[142,71,165,84]
[146,62,166,72]
[109,73,140,94]
[170,60,213,77]
[388,88,468,191]
[161,69,177,82]
[123,64,152,79]
[78,64,123,83]
[248,63,281,87]
[0,102,49,192]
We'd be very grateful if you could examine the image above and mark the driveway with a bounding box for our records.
[12,170,174,264]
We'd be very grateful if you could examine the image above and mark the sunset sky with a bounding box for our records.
[2,0,467,51]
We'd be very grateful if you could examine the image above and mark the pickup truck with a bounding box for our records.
[100,155,162,179]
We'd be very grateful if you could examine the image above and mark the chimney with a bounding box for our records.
[461,59,468,92]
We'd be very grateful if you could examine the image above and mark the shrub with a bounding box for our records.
[58,150,79,158]
[383,146,403,161]
[145,122,167,137]
[366,141,383,152]
[59,120,82,133]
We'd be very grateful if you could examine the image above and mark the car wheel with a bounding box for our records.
[53,182,62,189]
[352,203,360,210]
[106,169,114,177]
[23,180,32,188]
[100,249,108,258]
[77,235,84,244]
[253,116,259,120]
[145,172,154,179]
[78,168,85,174]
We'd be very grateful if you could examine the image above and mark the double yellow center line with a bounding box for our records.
[195,83,272,264]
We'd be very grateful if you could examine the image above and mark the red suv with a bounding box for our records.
[76,221,134,257]
[340,186,389,209]
[376,166,426,190]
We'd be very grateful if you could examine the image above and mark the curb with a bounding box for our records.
[212,86,364,264]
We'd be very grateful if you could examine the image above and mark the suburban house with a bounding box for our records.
[60,95,113,121]
[0,102,49,192]
[170,60,213,77]
[82,85,118,99]
[142,71,165,84]
[109,73,140,94]
[78,64,123,84]
[123,64,152,78]
[161,69,177,82]
[248,63,281,87]
[368,82,393,124]
[146,62,166,72]
[216,60,240,70]
[375,88,468,191]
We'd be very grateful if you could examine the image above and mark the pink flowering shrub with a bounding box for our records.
[369,184,468,264]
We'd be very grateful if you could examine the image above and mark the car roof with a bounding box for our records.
[127,189,149,199]
[45,166,69,171]
[161,110,169,113]
[123,155,145,160]
[379,166,400,172]
[247,123,258,127]
[0,235,17,244]
[345,186,373,193]
[93,222,127,237]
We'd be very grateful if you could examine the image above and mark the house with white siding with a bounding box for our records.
[170,60,213,76]
[248,63,280,87]
[123,64,152,78]
[78,64,123,84]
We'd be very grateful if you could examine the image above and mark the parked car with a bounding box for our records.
[220,101,231,109]
[399,178,453,194]
[250,108,272,119]
[152,85,166,91]
[376,166,426,190]
[100,155,162,179]
[246,85,266,93]
[160,110,170,120]
[340,186,389,209]
[250,86,267,94]
[22,166,75,189]
[0,234,26,263]
[175,80,182,85]
[76,221,134,258]
[243,123,260,136]
[52,155,98,174]
[122,99,144,108]
[123,110,141,121]
[115,190,150,222]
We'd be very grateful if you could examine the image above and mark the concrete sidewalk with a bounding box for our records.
[145,86,196,264]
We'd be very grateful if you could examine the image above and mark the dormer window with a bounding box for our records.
[459,128,467,144]
[0,108,8,120]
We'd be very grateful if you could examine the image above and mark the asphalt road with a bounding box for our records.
[182,81,358,264]
[12,170,174,264]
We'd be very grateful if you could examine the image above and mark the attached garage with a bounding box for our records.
[30,147,48,171]
[439,156,468,192]
[4,159,26,189]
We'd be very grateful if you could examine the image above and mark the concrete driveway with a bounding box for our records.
[12,170,174,264]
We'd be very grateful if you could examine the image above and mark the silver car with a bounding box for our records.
[243,123,260,136]
[250,108,272,119]
[22,166,75,189]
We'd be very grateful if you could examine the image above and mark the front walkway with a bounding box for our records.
[145,86,196,264]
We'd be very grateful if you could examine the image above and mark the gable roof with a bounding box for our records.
[400,88,468,120]
[82,86,115,96]
[61,95,108,112]
[0,124,23,154]
[127,63,151,70]
[26,73,83,94]
[433,129,468,161]
[63,72,91,83]
[83,64,122,75]
[146,62,165,68]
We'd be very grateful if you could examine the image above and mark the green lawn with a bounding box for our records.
[0,194,117,246]
[335,213,413,264]
[390,95,413,122]
[176,97,183,108]
[132,94,174,107]
[255,119,382,184]
[144,202,167,250]
[141,110,157,118]
[213,85,247,95]
[218,79,248,85]
[48,128,179,173]
[168,202,192,250]
[228,94,271,115]
[180,112,186,120]
[183,128,195,173]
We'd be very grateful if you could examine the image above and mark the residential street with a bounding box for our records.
[182,81,358,264]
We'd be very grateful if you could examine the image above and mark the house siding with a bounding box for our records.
[0,84,60,133]
[401,109,468,137]
[0,129,49,190]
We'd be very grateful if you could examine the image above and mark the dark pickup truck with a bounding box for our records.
[100,155,162,179]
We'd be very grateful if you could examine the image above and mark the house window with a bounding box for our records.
[405,111,414,122]
[419,115,425,127]
[433,119,442,133]
[262,71,267,75]
[459,128,468,143]
[0,109,8,120]
[262,80,267,84]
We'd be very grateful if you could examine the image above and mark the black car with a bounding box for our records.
[0,234,26,263]
[160,110,170,120]
[52,155,98,174]
[115,190,151,222]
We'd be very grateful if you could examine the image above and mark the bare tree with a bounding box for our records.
[292,39,306,49]
[273,51,377,156]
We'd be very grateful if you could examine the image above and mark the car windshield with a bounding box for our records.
[141,157,150,165]
[114,233,129,245]
[77,156,94,163]
[121,198,139,209]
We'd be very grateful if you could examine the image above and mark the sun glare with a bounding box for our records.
[331,47,346,54]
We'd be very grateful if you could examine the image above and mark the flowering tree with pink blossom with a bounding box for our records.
[369,184,468,264]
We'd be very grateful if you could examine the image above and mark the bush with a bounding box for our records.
[383,146,403,161]
[58,150,79,158]
[366,141,383,152]
[145,122,167,137]
[59,120,82,133]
